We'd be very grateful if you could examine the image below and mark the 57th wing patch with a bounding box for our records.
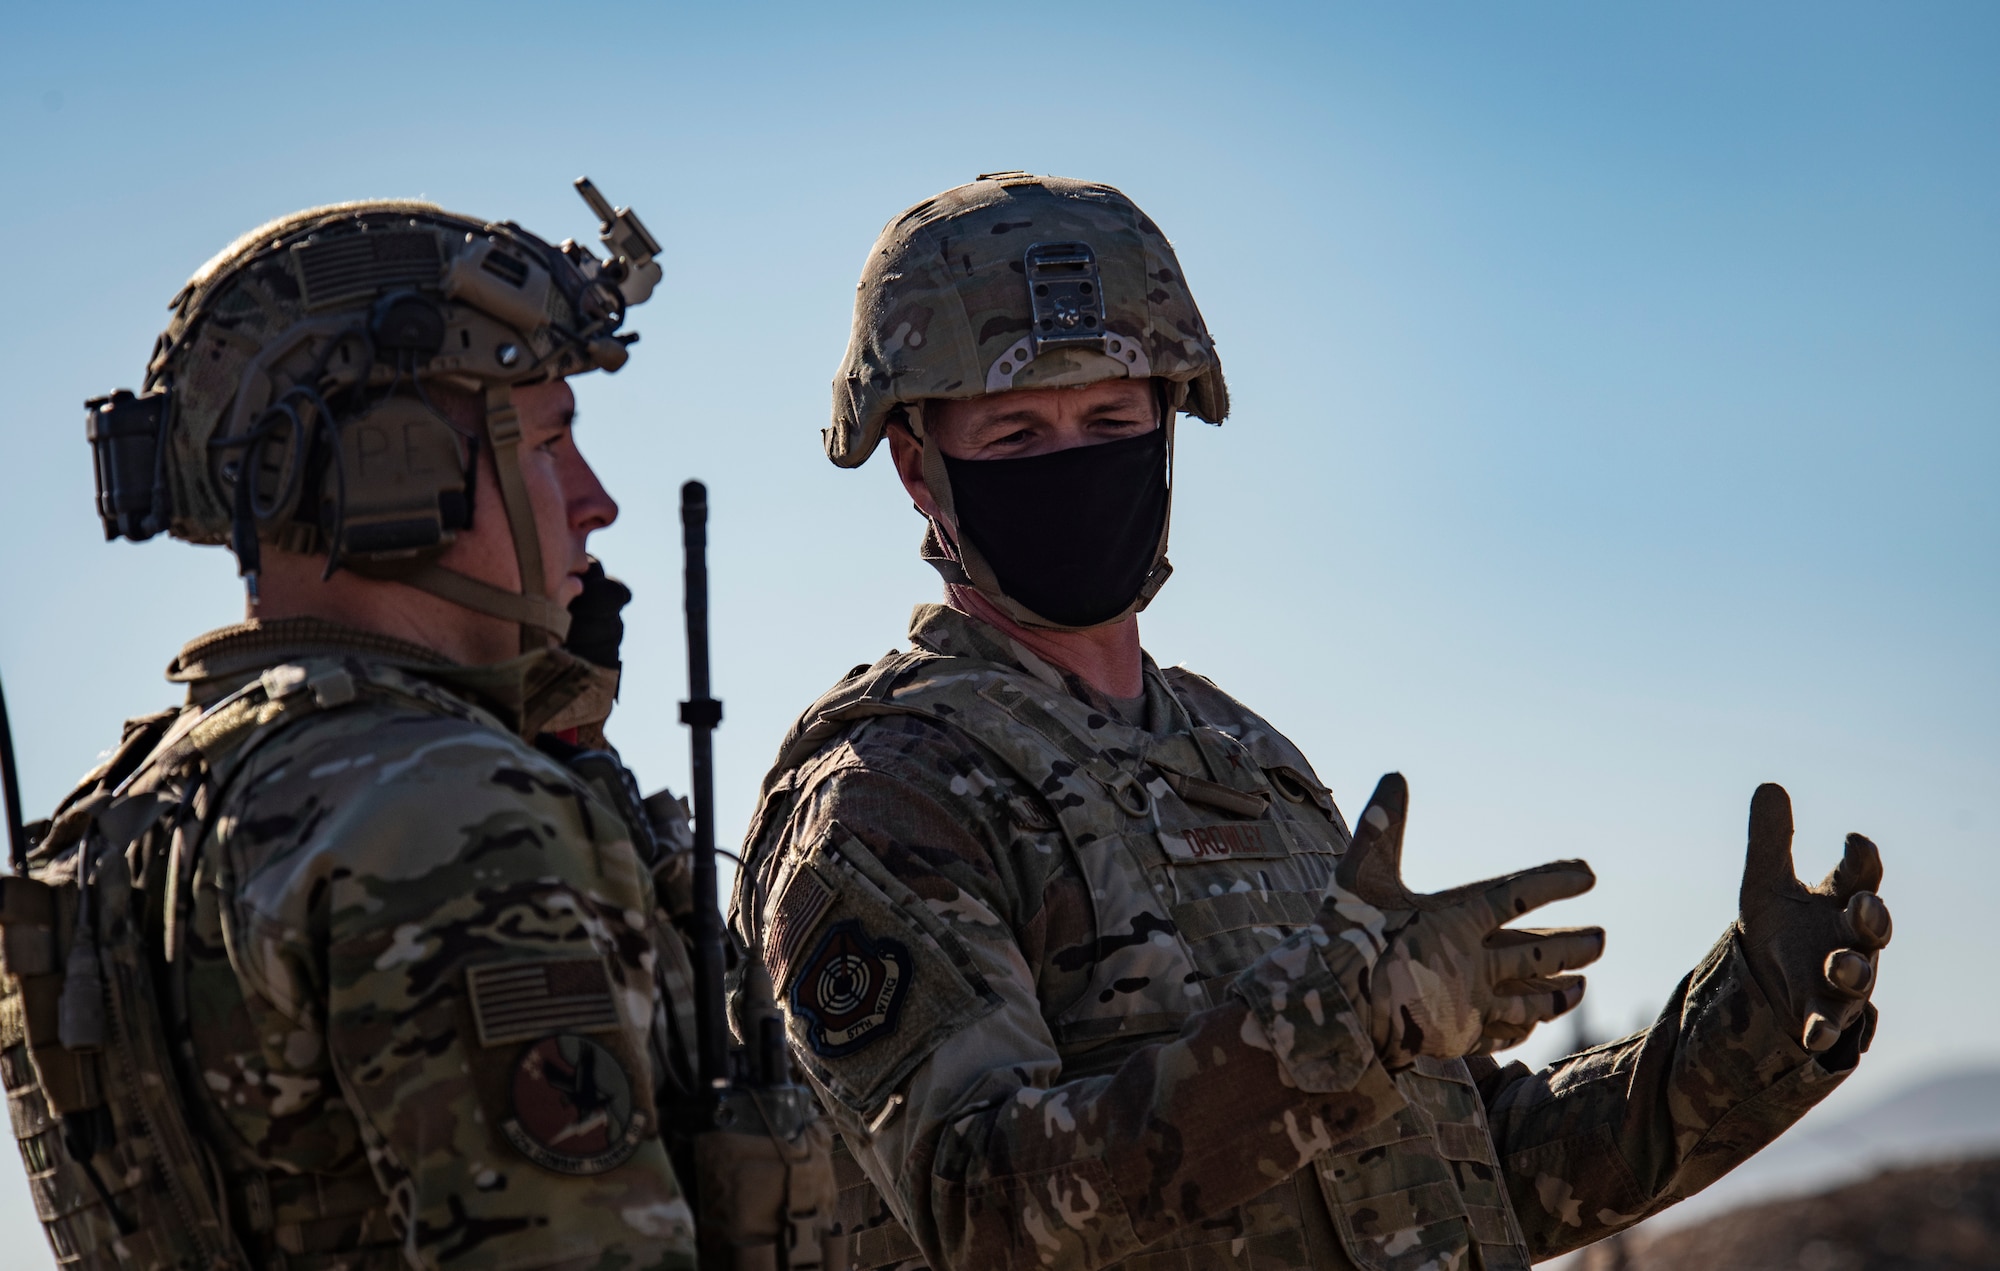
[789,921,911,1058]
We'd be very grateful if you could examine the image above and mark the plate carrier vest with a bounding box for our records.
[751,645,1536,1271]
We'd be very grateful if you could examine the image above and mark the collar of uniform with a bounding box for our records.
[906,603,1175,733]
[169,618,456,691]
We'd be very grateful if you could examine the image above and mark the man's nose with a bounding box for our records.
[568,454,618,533]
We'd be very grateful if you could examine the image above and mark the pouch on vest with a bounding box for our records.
[0,689,310,1270]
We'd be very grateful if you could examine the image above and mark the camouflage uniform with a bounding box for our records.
[7,617,699,1269]
[733,604,1866,1271]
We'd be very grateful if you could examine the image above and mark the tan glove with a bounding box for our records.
[1737,782,1891,1055]
[1322,774,1605,1068]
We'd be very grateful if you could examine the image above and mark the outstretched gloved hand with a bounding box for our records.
[1737,783,1890,1057]
[1322,774,1605,1069]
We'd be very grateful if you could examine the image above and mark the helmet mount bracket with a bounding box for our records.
[1023,241,1109,358]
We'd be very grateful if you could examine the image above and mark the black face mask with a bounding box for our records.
[942,425,1169,627]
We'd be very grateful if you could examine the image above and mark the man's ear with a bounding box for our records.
[886,421,942,520]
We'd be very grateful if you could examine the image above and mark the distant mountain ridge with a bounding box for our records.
[1655,1065,2000,1227]
[1544,1065,2000,1269]
[1600,1156,2000,1271]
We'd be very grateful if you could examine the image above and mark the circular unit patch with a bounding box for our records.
[790,920,911,1058]
[501,1033,649,1175]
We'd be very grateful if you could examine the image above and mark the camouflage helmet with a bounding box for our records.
[827,172,1228,469]
[830,173,1227,630]
[86,180,661,650]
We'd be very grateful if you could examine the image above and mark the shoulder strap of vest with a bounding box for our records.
[769,650,936,774]
[61,708,179,810]
[1156,665,1340,815]
[740,649,935,861]
[121,653,499,807]
[26,709,182,869]
[748,646,1152,859]
[30,662,353,870]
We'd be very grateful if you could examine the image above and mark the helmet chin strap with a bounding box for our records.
[394,382,571,651]
[912,385,1180,633]
[396,562,573,644]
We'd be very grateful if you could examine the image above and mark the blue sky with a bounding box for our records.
[1,0,1994,1249]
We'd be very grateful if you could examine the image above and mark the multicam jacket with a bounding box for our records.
[2,618,699,1270]
[733,604,1860,1271]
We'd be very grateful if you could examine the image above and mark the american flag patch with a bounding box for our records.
[465,957,620,1047]
[767,867,836,990]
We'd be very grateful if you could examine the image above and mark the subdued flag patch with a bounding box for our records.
[466,957,619,1047]
[768,866,837,989]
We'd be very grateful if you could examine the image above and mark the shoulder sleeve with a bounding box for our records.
[742,717,1401,1271]
[746,718,1017,1118]
[220,705,696,1270]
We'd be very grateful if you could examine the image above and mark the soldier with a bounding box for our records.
[1,189,705,1269]
[732,172,1894,1271]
